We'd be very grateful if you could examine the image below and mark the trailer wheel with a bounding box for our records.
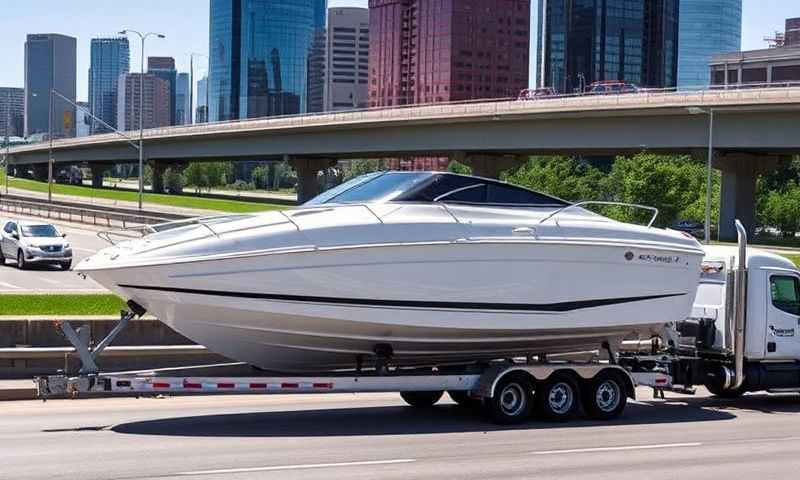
[704,382,745,399]
[448,390,483,409]
[535,372,579,422]
[583,370,627,420]
[486,373,534,425]
[400,390,443,408]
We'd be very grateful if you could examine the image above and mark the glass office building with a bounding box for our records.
[88,37,130,133]
[24,34,77,138]
[208,0,327,121]
[677,0,741,88]
[539,0,679,93]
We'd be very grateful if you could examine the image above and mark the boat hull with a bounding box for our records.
[87,241,702,372]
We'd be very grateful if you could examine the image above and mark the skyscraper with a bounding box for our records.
[677,0,741,88]
[88,37,130,133]
[208,0,327,122]
[176,72,191,125]
[24,33,77,138]
[538,0,679,93]
[196,75,209,123]
[368,0,530,107]
[75,101,91,137]
[0,87,24,138]
[116,73,171,131]
[147,57,177,125]
[786,18,800,47]
[324,7,369,111]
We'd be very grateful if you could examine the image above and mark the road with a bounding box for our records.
[0,214,108,292]
[3,388,800,479]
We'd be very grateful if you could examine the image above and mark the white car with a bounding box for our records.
[0,219,73,270]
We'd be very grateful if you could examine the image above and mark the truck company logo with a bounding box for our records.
[637,254,680,264]
[770,326,796,337]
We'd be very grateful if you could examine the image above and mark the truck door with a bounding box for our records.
[766,273,800,360]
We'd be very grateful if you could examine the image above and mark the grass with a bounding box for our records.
[0,294,127,316]
[781,255,800,268]
[4,176,286,214]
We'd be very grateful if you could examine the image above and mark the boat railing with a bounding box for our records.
[537,201,659,228]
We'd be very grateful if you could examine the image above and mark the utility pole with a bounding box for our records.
[48,88,54,203]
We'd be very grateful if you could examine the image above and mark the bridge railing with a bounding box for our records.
[11,82,800,153]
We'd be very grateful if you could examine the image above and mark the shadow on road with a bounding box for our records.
[110,397,743,437]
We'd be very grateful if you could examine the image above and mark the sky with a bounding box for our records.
[0,0,795,103]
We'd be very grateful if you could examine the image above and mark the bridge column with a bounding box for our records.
[290,157,336,203]
[459,153,527,179]
[716,154,784,241]
[31,163,48,182]
[150,162,166,194]
[90,165,106,188]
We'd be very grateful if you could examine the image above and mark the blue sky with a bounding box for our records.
[0,0,795,102]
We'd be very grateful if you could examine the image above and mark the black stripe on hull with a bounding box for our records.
[117,284,686,313]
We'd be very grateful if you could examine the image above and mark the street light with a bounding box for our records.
[119,29,166,210]
[2,89,11,196]
[688,106,715,244]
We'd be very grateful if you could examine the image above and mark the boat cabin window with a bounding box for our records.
[770,275,800,316]
[304,171,568,207]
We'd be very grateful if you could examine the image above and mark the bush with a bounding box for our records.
[164,167,184,194]
[251,166,269,190]
[229,180,255,191]
[760,183,800,237]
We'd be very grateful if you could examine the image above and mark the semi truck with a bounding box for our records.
[35,221,800,425]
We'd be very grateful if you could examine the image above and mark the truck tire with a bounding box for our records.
[400,390,443,407]
[486,373,534,425]
[704,382,745,399]
[535,372,580,422]
[582,370,627,420]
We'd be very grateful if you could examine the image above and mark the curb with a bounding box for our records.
[0,386,35,401]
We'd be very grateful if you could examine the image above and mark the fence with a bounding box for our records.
[0,196,170,229]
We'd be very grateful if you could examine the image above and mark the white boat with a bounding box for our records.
[76,172,705,372]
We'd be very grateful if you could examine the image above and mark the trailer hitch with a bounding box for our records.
[57,301,146,375]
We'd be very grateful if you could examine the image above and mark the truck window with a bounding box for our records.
[770,275,800,316]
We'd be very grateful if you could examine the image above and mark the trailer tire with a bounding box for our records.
[535,372,580,422]
[486,373,534,425]
[400,390,443,408]
[448,390,482,409]
[704,382,745,399]
[582,370,627,420]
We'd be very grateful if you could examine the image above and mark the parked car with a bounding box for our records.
[517,87,559,101]
[56,166,84,185]
[585,81,639,95]
[0,219,72,270]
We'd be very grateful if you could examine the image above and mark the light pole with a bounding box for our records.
[48,88,54,203]
[688,107,715,244]
[3,89,10,196]
[119,29,165,210]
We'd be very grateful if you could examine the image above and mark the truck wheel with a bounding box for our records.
[400,390,443,408]
[583,370,627,420]
[535,372,579,422]
[448,390,483,409]
[486,373,534,425]
[704,382,745,399]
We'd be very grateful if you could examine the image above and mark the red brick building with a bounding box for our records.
[368,0,530,107]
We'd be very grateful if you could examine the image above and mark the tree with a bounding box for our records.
[343,159,382,182]
[164,167,184,194]
[504,156,606,202]
[760,183,800,237]
[251,165,269,190]
[447,160,472,175]
[183,163,207,193]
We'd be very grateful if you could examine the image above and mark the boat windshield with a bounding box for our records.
[304,172,430,205]
[305,171,569,208]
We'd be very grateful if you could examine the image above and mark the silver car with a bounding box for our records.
[0,219,73,270]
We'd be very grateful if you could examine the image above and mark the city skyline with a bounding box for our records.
[0,0,796,104]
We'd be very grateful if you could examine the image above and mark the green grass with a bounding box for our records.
[781,255,800,268]
[5,176,286,213]
[0,294,127,316]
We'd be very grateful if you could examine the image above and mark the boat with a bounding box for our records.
[76,172,705,373]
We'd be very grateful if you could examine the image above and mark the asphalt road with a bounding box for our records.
[3,388,800,480]
[0,214,108,292]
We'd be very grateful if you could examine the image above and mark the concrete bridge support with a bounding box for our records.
[290,157,337,203]
[150,162,166,194]
[716,154,785,241]
[90,165,107,188]
[458,153,528,179]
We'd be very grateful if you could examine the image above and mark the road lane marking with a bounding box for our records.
[174,459,416,476]
[531,442,701,455]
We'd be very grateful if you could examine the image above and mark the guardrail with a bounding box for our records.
[0,196,171,228]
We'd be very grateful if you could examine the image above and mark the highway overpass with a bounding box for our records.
[8,87,800,239]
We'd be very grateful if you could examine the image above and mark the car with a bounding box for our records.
[0,219,73,270]
[586,81,640,95]
[517,87,559,100]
